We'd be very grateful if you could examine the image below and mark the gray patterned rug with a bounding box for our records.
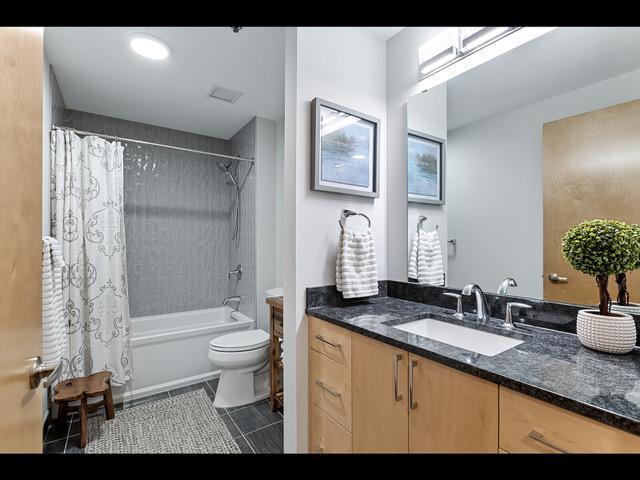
[85,389,241,454]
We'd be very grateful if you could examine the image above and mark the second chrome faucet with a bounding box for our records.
[461,283,491,323]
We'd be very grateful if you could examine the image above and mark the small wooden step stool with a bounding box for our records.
[53,371,115,448]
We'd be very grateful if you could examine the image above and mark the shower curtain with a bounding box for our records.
[50,129,133,386]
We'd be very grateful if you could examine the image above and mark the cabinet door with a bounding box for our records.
[352,334,409,453]
[409,355,498,453]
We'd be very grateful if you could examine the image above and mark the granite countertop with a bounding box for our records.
[306,296,640,436]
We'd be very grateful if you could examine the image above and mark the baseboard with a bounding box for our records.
[112,370,221,404]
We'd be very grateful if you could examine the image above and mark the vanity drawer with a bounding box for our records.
[499,387,640,453]
[309,403,352,453]
[309,349,352,431]
[309,316,351,368]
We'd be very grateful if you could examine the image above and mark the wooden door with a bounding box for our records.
[352,333,408,453]
[543,99,640,304]
[0,27,44,452]
[408,355,498,453]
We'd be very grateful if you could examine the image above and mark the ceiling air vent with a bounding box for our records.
[208,86,243,104]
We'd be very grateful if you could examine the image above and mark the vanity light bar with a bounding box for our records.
[419,27,521,79]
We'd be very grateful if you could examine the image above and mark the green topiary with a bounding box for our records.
[562,219,640,315]
[615,223,640,306]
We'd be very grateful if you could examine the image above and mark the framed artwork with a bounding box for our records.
[407,130,445,204]
[311,97,380,197]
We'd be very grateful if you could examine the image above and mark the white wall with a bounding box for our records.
[406,85,448,278]
[446,67,640,297]
[255,117,278,332]
[283,27,387,453]
[275,115,284,287]
[386,27,448,281]
[42,57,51,236]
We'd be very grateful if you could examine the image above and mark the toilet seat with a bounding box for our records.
[209,329,270,353]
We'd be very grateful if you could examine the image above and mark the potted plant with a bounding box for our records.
[561,219,639,354]
[611,223,640,315]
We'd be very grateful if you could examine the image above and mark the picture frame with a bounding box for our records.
[407,129,446,205]
[311,97,380,198]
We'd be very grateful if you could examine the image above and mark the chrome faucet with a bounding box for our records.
[222,295,242,310]
[229,264,243,280]
[461,283,491,323]
[502,302,532,329]
[497,277,517,295]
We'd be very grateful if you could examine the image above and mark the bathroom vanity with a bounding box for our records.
[306,284,640,453]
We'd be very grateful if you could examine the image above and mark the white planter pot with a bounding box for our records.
[610,302,640,316]
[576,309,637,354]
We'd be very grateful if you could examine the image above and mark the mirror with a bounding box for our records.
[406,27,640,309]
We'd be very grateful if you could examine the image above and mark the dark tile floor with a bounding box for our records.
[43,378,283,454]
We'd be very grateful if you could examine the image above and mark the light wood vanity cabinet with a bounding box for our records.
[308,316,640,453]
[352,334,408,452]
[408,354,498,452]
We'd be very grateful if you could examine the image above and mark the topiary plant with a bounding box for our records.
[561,219,640,316]
[615,223,640,306]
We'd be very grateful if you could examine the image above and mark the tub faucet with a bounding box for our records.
[461,283,491,324]
[222,295,242,310]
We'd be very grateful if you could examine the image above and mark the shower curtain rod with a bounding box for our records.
[52,125,255,164]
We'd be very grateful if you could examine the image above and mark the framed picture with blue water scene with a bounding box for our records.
[311,98,380,198]
[407,130,445,205]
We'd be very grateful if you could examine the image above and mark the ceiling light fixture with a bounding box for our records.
[418,27,556,90]
[129,33,170,60]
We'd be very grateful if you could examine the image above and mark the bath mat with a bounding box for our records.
[85,389,241,454]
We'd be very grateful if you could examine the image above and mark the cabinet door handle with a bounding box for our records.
[315,335,340,348]
[315,380,341,397]
[393,354,403,401]
[528,430,567,453]
[409,359,418,410]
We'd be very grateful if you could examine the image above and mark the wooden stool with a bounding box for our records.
[53,371,115,448]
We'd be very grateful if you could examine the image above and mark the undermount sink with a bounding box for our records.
[390,318,523,357]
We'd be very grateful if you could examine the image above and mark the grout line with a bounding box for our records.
[243,434,256,454]
[242,419,284,437]
[62,413,75,454]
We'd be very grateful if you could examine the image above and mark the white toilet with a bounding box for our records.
[208,329,270,409]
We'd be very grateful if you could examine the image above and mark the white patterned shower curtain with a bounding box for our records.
[50,129,133,385]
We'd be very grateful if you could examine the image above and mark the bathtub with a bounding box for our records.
[113,306,254,403]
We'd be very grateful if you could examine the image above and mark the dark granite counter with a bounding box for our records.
[306,295,640,436]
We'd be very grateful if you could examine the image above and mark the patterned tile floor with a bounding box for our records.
[43,379,284,454]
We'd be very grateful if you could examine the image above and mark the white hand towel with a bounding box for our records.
[410,229,444,286]
[42,236,67,366]
[336,226,378,299]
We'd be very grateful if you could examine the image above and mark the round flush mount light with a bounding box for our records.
[129,33,170,60]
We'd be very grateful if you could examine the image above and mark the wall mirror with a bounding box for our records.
[406,27,640,308]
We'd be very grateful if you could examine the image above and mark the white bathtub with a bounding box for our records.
[113,306,254,402]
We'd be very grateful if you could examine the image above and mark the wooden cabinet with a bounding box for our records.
[500,387,640,453]
[309,316,352,367]
[352,334,408,453]
[266,297,283,412]
[408,355,498,452]
[309,403,352,453]
[307,315,640,454]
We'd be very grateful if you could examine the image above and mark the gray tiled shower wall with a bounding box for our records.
[61,110,257,320]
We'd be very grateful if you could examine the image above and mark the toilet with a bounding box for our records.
[208,329,270,409]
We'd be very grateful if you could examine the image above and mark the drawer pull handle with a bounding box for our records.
[409,360,418,410]
[528,430,567,453]
[393,354,403,401]
[315,335,340,348]
[315,380,341,397]
[315,445,324,453]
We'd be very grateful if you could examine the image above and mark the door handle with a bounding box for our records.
[409,360,418,410]
[314,335,340,348]
[548,273,568,283]
[28,356,56,389]
[393,354,403,401]
[528,430,567,453]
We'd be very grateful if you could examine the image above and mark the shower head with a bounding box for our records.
[216,160,237,186]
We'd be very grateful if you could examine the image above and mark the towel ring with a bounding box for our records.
[417,215,438,233]
[339,209,371,230]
